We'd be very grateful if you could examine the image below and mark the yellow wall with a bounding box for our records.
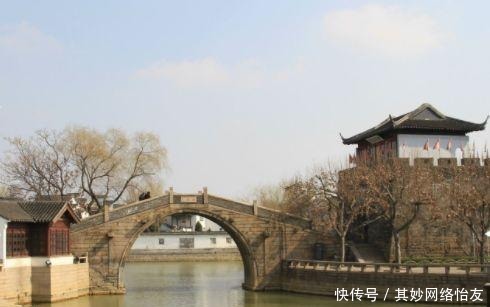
[0,261,89,304]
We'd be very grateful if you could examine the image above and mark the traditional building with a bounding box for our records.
[341,103,488,164]
[0,198,89,305]
[0,198,80,264]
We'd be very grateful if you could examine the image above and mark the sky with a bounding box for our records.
[0,1,489,198]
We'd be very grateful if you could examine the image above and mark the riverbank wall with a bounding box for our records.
[280,260,489,304]
[0,256,89,305]
[128,248,241,262]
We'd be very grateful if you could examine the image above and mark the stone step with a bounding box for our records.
[349,242,386,263]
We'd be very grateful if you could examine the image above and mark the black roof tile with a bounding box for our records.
[18,201,67,223]
[0,199,34,222]
[341,103,488,145]
[0,198,79,223]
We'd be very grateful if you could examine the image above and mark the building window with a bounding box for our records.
[158,238,165,245]
[6,227,28,257]
[179,238,194,248]
[49,229,69,256]
[226,237,232,244]
[210,238,216,244]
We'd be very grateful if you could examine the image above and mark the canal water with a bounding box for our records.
[36,261,433,307]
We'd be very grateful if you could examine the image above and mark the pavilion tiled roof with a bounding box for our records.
[0,198,80,223]
[0,199,34,222]
[341,103,488,145]
[18,201,67,223]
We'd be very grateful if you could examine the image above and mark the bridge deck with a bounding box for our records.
[71,193,311,231]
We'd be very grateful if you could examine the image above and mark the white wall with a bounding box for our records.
[0,217,7,263]
[397,134,470,164]
[132,233,237,250]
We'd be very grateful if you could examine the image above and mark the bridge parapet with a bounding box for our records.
[72,189,312,231]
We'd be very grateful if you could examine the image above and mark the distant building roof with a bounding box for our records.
[35,193,84,202]
[341,103,488,145]
[0,198,80,223]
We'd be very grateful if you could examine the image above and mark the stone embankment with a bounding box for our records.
[0,258,89,305]
[128,248,241,262]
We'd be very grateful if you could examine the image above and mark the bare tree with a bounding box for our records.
[0,184,10,197]
[268,164,374,262]
[282,175,316,218]
[1,127,168,213]
[241,183,287,211]
[448,163,490,264]
[66,127,167,211]
[308,163,375,262]
[1,130,77,198]
[124,176,165,204]
[363,159,435,264]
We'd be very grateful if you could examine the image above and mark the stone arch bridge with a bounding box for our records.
[70,188,328,294]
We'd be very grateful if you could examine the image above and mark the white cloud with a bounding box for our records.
[324,5,445,57]
[0,22,62,55]
[135,57,304,89]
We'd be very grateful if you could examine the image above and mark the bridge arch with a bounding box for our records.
[117,208,258,289]
[70,192,321,294]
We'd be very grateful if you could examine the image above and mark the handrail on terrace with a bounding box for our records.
[285,259,490,276]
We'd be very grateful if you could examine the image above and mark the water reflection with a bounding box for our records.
[35,261,433,307]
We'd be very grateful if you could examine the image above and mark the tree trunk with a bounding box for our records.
[340,235,346,263]
[394,232,402,265]
[479,239,485,265]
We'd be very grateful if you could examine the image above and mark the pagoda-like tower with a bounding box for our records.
[341,103,488,163]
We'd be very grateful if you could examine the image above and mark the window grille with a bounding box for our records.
[49,229,69,256]
[6,228,28,257]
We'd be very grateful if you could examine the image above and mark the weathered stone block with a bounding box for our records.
[437,158,457,167]
[461,158,481,166]
[414,158,434,166]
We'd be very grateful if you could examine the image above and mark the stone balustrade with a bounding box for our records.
[281,259,490,304]
[285,259,490,276]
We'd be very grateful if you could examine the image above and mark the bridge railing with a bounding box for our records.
[285,259,490,276]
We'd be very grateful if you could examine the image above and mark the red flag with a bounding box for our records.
[447,138,452,151]
[433,138,440,150]
[423,139,430,151]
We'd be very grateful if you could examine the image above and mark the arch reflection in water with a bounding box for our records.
[36,262,435,307]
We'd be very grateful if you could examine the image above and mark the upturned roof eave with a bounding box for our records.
[342,124,485,145]
[341,105,488,145]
